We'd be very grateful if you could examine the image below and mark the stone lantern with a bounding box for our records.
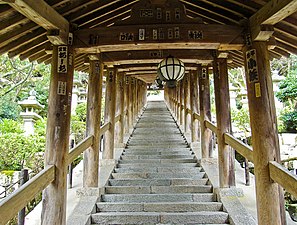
[18,90,44,136]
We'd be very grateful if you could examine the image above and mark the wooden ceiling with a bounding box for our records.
[0,0,297,83]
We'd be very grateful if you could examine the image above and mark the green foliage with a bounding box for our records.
[276,73,297,106]
[231,107,251,137]
[279,110,297,133]
[0,118,23,133]
[71,103,87,144]
[0,119,45,171]
[0,133,45,171]
[0,94,21,120]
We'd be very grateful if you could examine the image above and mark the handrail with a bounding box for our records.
[0,165,55,225]
[67,135,94,165]
[193,112,202,122]
[224,133,254,162]
[115,114,121,123]
[204,120,217,134]
[100,122,110,136]
[269,161,297,198]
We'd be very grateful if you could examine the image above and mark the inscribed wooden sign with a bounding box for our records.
[246,49,259,83]
[57,46,68,73]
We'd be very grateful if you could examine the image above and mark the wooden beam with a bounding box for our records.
[4,0,69,45]
[250,0,297,26]
[249,0,297,41]
[74,23,243,52]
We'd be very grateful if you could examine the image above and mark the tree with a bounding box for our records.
[275,61,297,133]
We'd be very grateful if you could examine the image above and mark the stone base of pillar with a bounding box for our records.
[190,142,201,160]
[76,187,100,197]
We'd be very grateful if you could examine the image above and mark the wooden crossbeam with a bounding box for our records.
[74,23,243,53]
[250,0,297,41]
[2,0,69,44]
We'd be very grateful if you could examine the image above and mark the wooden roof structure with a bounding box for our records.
[0,0,297,83]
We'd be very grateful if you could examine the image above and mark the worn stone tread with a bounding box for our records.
[91,211,229,224]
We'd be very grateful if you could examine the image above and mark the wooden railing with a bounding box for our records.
[0,121,113,225]
[180,106,297,198]
[0,165,55,223]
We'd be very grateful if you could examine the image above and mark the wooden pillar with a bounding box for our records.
[176,82,180,124]
[190,69,200,143]
[41,45,74,225]
[128,76,134,133]
[199,66,212,158]
[184,73,192,135]
[213,56,235,187]
[103,67,117,159]
[115,72,124,146]
[124,75,130,135]
[243,41,282,225]
[179,79,185,129]
[83,57,103,187]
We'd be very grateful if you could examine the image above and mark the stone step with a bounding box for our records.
[123,149,193,155]
[105,185,212,194]
[91,211,229,224]
[127,143,188,148]
[111,171,205,179]
[126,146,190,150]
[117,162,199,168]
[118,158,197,164]
[114,166,203,173]
[101,193,216,203]
[128,139,185,144]
[111,172,205,179]
[108,178,209,186]
[120,154,194,160]
[96,202,223,212]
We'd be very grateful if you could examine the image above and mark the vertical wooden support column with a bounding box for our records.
[124,75,130,135]
[103,67,117,159]
[176,82,180,124]
[213,56,235,187]
[83,57,103,187]
[179,79,185,129]
[128,77,134,133]
[190,69,200,143]
[115,72,124,147]
[184,73,192,136]
[243,41,282,225]
[199,66,212,158]
[143,82,147,108]
[42,45,74,225]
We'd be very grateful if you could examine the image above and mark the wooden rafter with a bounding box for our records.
[1,0,69,44]
[250,0,297,41]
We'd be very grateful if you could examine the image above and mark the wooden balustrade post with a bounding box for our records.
[103,67,117,159]
[184,73,192,139]
[199,66,212,158]
[83,57,103,187]
[41,45,74,225]
[18,169,28,225]
[190,68,200,144]
[213,56,235,187]
[243,41,283,225]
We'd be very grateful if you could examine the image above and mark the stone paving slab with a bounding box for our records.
[101,193,215,203]
[109,178,210,186]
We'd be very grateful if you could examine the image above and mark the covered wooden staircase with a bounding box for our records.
[91,101,229,224]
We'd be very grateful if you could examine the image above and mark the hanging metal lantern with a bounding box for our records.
[157,55,185,88]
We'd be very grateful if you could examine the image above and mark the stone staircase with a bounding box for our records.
[92,101,230,224]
